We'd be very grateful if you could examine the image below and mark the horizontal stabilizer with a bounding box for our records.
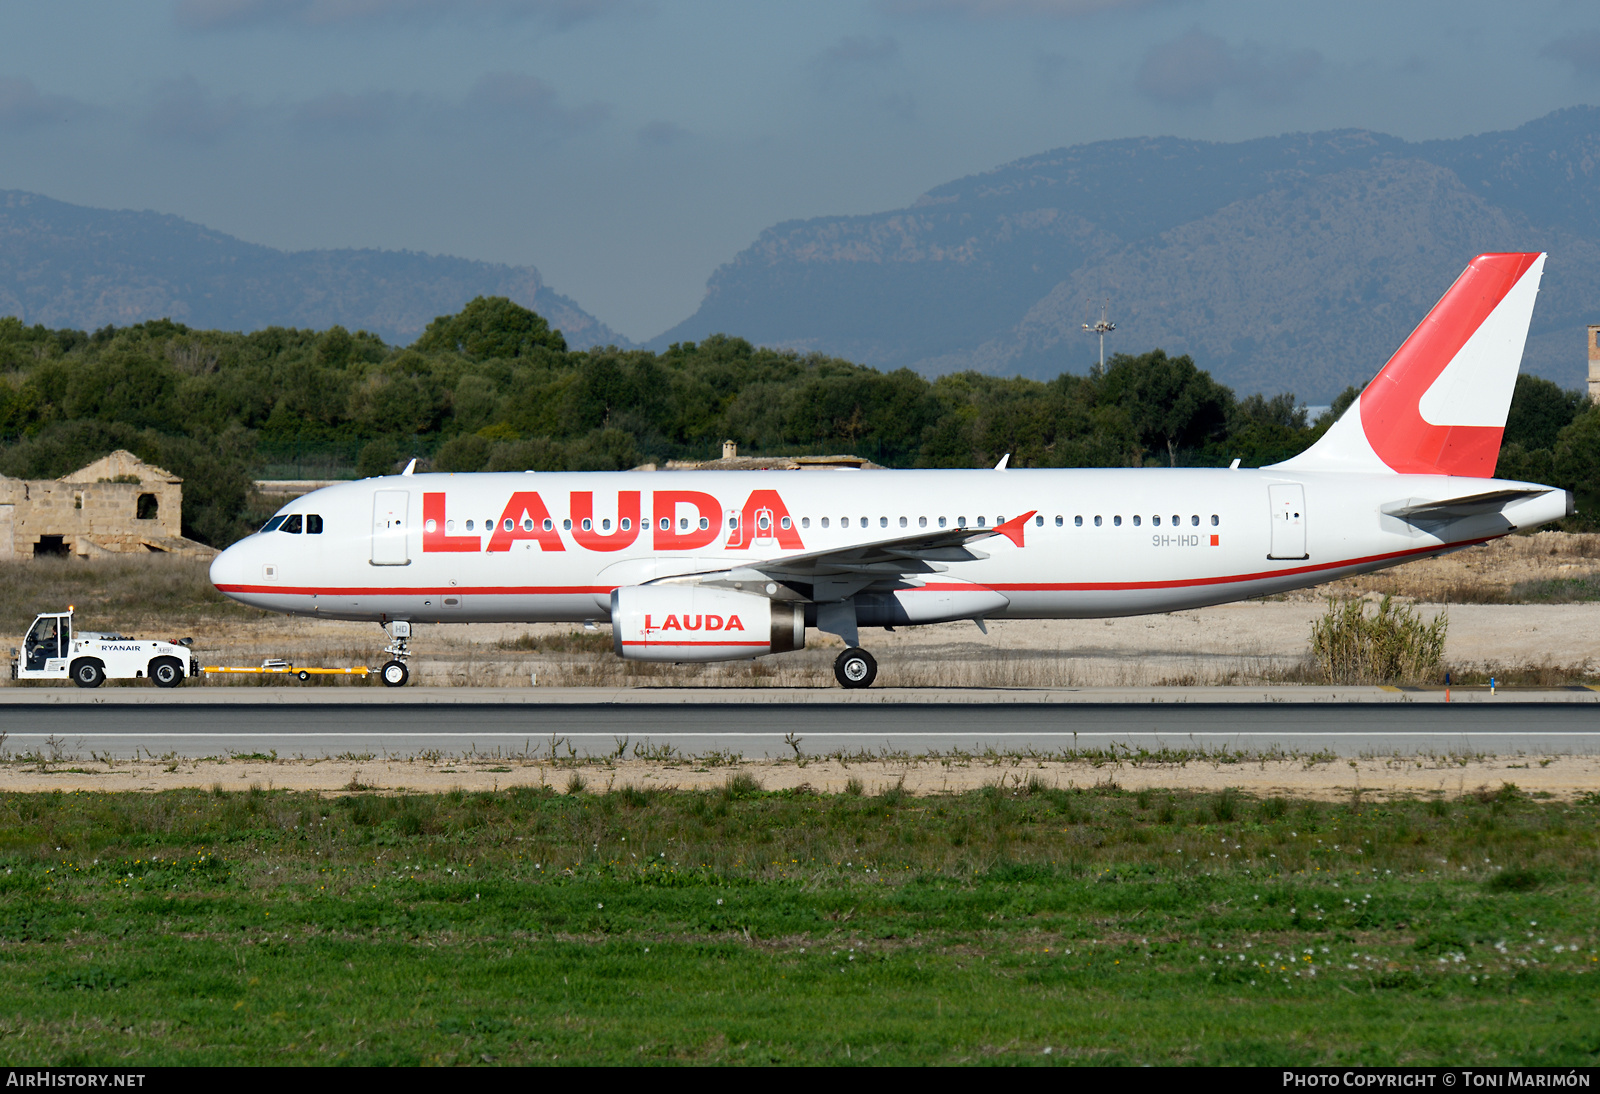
[1381,488,1551,523]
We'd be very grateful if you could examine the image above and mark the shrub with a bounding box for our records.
[1485,868,1544,892]
[723,772,762,800]
[1310,595,1447,684]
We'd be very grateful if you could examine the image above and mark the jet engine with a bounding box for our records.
[610,585,805,662]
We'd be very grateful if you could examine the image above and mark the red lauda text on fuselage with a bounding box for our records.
[421,490,805,554]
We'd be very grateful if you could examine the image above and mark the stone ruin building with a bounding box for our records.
[0,450,212,560]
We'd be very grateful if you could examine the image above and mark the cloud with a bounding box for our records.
[818,35,900,70]
[1135,27,1321,107]
[812,36,916,122]
[884,0,1171,17]
[461,72,609,136]
[0,77,89,130]
[636,119,689,147]
[1541,30,1600,79]
[291,90,402,135]
[143,75,250,143]
[174,0,627,30]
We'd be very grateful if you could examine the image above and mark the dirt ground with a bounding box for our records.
[1,754,1594,802]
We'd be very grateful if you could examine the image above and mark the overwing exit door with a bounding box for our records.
[1267,484,1307,559]
[371,490,411,565]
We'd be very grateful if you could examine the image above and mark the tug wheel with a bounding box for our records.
[380,660,409,687]
[71,659,105,689]
[150,657,184,688]
[833,647,878,689]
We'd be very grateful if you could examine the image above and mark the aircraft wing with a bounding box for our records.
[651,510,1037,602]
[754,510,1037,577]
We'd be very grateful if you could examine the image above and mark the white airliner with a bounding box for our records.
[210,252,1568,688]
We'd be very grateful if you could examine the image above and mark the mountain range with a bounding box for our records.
[0,190,622,350]
[654,107,1600,401]
[7,106,1600,399]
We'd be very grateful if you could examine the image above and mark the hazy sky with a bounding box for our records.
[2,1,1599,340]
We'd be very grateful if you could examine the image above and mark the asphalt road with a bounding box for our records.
[3,700,1597,758]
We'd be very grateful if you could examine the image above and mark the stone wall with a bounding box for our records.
[0,450,208,560]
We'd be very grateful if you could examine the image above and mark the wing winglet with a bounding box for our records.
[994,510,1037,548]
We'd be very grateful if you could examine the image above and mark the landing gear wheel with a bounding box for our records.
[380,660,409,688]
[834,647,878,689]
[71,660,105,689]
[297,670,310,681]
[150,658,184,688]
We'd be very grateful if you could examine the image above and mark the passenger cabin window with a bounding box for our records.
[821,517,829,528]
[919,516,927,528]
[280,514,303,534]
[465,520,475,531]
[801,517,810,529]
[1074,515,1082,527]
[1132,515,1141,527]
[938,517,947,528]
[306,514,323,534]
[1094,515,1102,527]
[1212,514,1220,526]
[1035,515,1044,527]
[1191,515,1200,526]
[1112,515,1121,527]
[1153,515,1161,526]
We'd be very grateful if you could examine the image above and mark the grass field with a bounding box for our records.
[0,781,1596,1065]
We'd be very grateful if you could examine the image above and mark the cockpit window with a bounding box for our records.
[261,515,287,533]
[306,514,323,534]
[281,514,303,534]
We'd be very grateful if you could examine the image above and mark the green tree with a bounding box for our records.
[412,297,567,360]
[1096,350,1232,466]
[1503,374,1585,452]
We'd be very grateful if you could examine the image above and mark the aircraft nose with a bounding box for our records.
[209,539,251,597]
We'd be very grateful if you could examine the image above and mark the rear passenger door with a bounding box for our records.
[1267,484,1307,560]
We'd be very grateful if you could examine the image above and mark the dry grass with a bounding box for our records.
[0,555,252,638]
[1322,531,1600,604]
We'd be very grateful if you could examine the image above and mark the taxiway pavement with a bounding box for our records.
[1,686,1596,758]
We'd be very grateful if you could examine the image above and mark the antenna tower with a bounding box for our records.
[1082,299,1116,369]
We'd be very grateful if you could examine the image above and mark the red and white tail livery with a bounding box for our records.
[201,253,1569,689]
[1277,252,1544,476]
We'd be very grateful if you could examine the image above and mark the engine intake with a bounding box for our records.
[610,585,804,662]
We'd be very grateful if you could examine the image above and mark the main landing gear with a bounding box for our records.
[379,620,412,688]
[834,647,878,689]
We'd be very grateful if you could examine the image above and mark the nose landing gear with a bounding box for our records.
[833,647,878,689]
[379,620,412,687]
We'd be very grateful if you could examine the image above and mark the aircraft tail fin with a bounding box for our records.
[1270,252,1545,476]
